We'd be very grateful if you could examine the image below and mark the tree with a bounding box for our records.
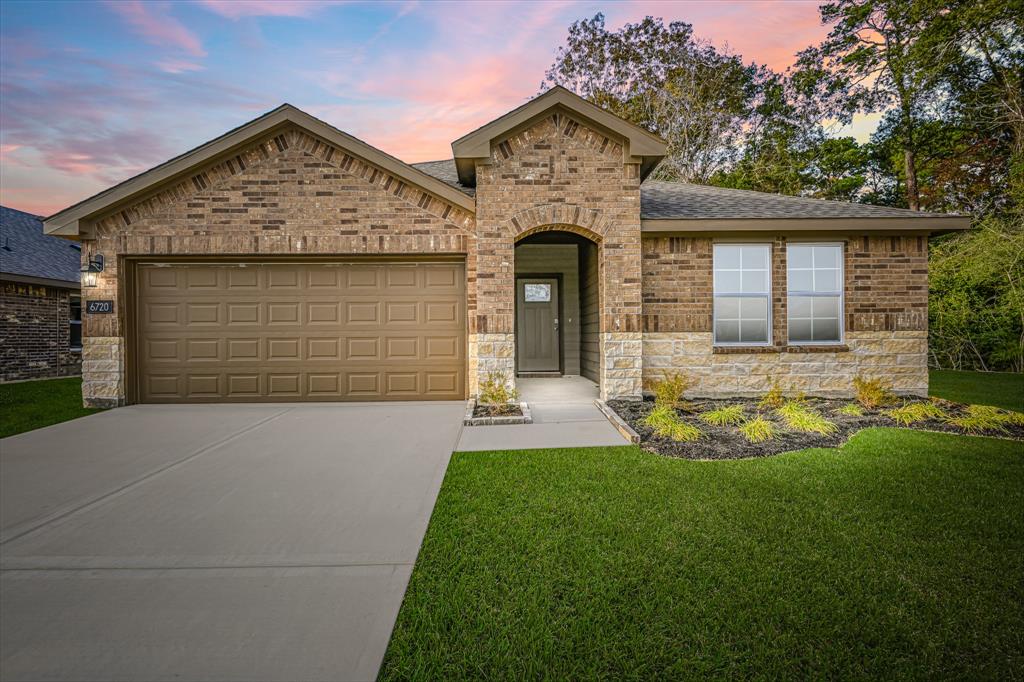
[543,13,761,183]
[795,0,947,210]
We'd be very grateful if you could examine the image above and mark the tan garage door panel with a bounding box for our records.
[135,262,465,402]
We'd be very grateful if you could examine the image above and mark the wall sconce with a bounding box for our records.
[81,254,104,288]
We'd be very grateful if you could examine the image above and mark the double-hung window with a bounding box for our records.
[713,244,771,345]
[787,243,843,344]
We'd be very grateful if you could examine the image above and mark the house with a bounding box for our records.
[41,87,968,408]
[1,205,83,382]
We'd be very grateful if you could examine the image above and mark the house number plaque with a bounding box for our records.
[86,300,114,314]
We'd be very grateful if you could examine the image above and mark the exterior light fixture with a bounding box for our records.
[81,254,104,288]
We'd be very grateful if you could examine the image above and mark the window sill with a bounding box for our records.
[784,344,849,353]
[713,346,781,354]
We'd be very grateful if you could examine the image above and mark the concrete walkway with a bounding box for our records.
[0,402,465,682]
[456,376,629,451]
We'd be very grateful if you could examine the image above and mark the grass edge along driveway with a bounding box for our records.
[0,377,102,439]
[382,428,1023,679]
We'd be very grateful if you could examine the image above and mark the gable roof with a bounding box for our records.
[43,104,476,238]
[450,85,667,186]
[1,205,81,287]
[411,159,475,197]
[640,181,970,232]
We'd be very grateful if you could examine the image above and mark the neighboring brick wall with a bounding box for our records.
[81,125,476,406]
[641,235,929,396]
[0,282,81,382]
[473,111,644,399]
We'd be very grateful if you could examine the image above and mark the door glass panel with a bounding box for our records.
[524,284,551,302]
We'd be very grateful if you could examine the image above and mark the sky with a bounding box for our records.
[0,0,880,217]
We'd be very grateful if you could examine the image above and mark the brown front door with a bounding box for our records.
[516,277,560,372]
[134,261,465,402]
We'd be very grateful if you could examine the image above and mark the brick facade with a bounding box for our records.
[641,235,929,396]
[67,104,932,407]
[473,111,643,399]
[0,282,81,382]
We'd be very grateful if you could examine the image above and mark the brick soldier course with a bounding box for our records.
[42,87,968,408]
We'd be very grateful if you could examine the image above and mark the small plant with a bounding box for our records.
[1004,409,1024,426]
[642,405,702,442]
[837,403,864,417]
[758,382,785,410]
[477,371,520,416]
[739,415,776,443]
[776,401,838,435]
[699,404,745,426]
[650,372,695,409]
[883,401,946,426]
[853,375,897,410]
[946,404,1014,434]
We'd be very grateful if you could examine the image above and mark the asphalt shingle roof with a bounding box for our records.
[0,205,81,285]
[411,159,953,220]
[410,159,476,197]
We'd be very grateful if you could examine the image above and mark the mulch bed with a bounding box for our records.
[607,397,1024,460]
[472,403,523,419]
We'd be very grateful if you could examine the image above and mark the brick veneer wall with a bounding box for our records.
[0,282,81,382]
[641,235,929,396]
[473,110,644,399]
[79,125,476,406]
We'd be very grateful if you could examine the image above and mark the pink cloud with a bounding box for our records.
[156,59,205,74]
[105,1,206,57]
[198,0,339,20]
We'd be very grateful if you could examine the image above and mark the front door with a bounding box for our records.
[516,277,560,372]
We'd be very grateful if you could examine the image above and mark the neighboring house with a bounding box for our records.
[1,205,82,382]
[41,87,968,408]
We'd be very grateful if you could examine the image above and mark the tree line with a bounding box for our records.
[543,0,1023,372]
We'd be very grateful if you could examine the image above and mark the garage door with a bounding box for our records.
[134,262,465,402]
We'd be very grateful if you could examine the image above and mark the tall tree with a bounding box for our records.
[543,13,761,183]
[795,0,946,210]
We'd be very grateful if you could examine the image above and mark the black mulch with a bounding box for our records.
[607,397,1024,460]
[472,403,523,418]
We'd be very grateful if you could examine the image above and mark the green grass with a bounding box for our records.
[929,369,1023,411]
[0,377,102,438]
[382,430,1023,679]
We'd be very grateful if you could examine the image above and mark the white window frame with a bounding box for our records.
[713,242,773,347]
[69,294,82,352]
[787,241,845,345]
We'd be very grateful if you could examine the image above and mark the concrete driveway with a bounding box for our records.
[0,402,465,682]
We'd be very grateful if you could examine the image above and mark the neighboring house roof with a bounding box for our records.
[43,104,477,238]
[450,85,667,187]
[0,205,81,287]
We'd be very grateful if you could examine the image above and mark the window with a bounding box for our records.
[69,295,82,351]
[788,243,843,344]
[713,244,771,345]
[523,283,551,302]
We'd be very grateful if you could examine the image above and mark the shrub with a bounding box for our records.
[837,403,864,417]
[758,382,785,410]
[650,372,695,409]
[477,372,519,416]
[883,401,947,426]
[642,405,702,442]
[699,404,745,426]
[853,375,897,409]
[946,404,1017,434]
[739,415,776,443]
[776,401,838,435]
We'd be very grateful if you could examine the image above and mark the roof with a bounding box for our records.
[0,205,81,287]
[640,181,970,232]
[410,159,475,197]
[43,104,476,237]
[450,85,667,186]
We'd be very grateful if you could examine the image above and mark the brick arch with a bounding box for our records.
[509,203,605,242]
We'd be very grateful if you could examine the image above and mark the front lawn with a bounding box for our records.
[0,377,102,439]
[929,368,1023,411]
[382,430,1023,679]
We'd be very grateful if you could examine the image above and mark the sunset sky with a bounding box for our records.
[0,0,877,216]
